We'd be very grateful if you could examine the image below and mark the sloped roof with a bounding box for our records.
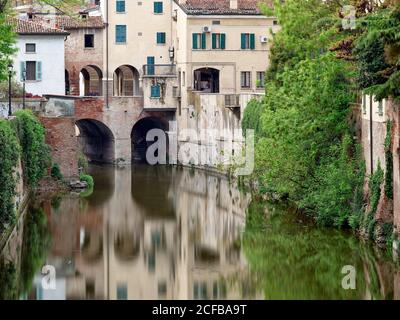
[11,18,69,35]
[55,15,104,29]
[177,0,272,15]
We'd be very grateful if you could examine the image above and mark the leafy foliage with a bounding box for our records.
[0,120,20,231]
[12,110,51,188]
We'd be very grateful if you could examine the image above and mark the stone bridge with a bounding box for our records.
[39,95,175,178]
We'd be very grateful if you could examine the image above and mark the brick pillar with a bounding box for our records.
[40,117,79,179]
[68,66,80,96]
[114,137,132,165]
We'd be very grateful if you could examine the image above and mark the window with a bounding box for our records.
[115,25,126,43]
[117,284,128,300]
[156,32,166,44]
[193,282,208,300]
[378,100,383,116]
[25,43,36,53]
[116,0,125,12]
[192,33,206,50]
[212,20,220,25]
[154,1,163,14]
[84,34,94,48]
[256,71,265,88]
[241,33,255,50]
[151,85,161,98]
[158,281,167,299]
[241,71,251,88]
[23,61,42,81]
[212,33,225,49]
[362,94,367,114]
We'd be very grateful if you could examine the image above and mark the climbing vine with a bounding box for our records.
[0,120,20,232]
[12,110,51,188]
[384,121,393,199]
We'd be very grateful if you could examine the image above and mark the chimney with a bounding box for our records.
[230,0,238,10]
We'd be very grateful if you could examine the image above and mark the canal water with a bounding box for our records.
[0,165,399,300]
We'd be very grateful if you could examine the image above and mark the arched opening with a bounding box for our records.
[79,65,103,96]
[65,69,70,95]
[131,117,168,163]
[194,67,219,93]
[114,230,140,262]
[81,230,103,263]
[113,65,140,96]
[76,119,115,163]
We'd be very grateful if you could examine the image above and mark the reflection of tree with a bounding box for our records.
[241,201,397,300]
[0,259,18,299]
[19,206,52,295]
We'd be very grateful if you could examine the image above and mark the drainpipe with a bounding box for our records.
[370,95,374,174]
[105,0,109,109]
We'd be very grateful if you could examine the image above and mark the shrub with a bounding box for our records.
[80,173,94,189]
[51,163,63,181]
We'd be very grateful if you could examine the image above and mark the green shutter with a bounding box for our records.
[250,33,255,49]
[241,33,246,49]
[212,34,217,49]
[221,33,226,49]
[20,61,26,81]
[116,25,126,43]
[192,33,198,49]
[201,32,206,49]
[154,2,163,13]
[151,85,160,98]
[36,61,42,80]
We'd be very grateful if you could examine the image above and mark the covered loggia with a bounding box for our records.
[113,65,140,96]
[193,67,220,93]
[76,119,115,164]
[131,117,168,164]
[79,65,103,96]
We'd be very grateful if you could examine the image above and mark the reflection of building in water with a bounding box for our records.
[29,166,252,300]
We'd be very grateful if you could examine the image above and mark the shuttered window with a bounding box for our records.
[241,33,255,49]
[156,32,166,44]
[193,33,206,50]
[241,71,251,88]
[256,71,265,88]
[154,1,163,13]
[24,61,42,81]
[212,33,226,49]
[115,25,126,43]
[151,85,161,98]
[116,0,125,12]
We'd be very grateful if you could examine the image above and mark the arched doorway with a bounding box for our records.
[193,67,219,93]
[131,117,168,163]
[113,65,140,96]
[75,119,115,163]
[79,65,103,96]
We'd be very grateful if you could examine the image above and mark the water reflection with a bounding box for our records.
[0,165,399,300]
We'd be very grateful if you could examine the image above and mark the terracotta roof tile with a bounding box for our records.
[10,18,69,35]
[55,15,105,29]
[178,0,273,15]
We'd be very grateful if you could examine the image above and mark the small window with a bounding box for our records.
[158,281,167,298]
[116,0,125,12]
[154,1,163,14]
[273,20,278,25]
[25,43,36,53]
[115,25,127,43]
[256,71,265,88]
[241,71,251,88]
[156,32,166,44]
[84,34,94,48]
[241,33,255,50]
[212,20,220,25]
[151,85,161,98]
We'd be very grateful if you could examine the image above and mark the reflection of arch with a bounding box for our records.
[113,65,140,96]
[80,65,103,96]
[131,117,168,163]
[65,69,70,95]
[114,230,140,261]
[85,164,116,207]
[76,119,115,163]
[194,67,219,93]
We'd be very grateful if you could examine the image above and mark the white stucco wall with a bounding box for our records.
[14,34,67,96]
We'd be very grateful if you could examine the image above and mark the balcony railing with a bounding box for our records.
[143,64,177,77]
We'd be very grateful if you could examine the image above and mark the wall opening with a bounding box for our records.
[79,65,103,96]
[76,119,115,163]
[113,65,140,96]
[131,117,168,163]
[193,67,219,93]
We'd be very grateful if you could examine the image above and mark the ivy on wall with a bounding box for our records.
[0,120,20,232]
[384,121,393,200]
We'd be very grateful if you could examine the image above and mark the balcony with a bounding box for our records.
[142,64,177,77]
